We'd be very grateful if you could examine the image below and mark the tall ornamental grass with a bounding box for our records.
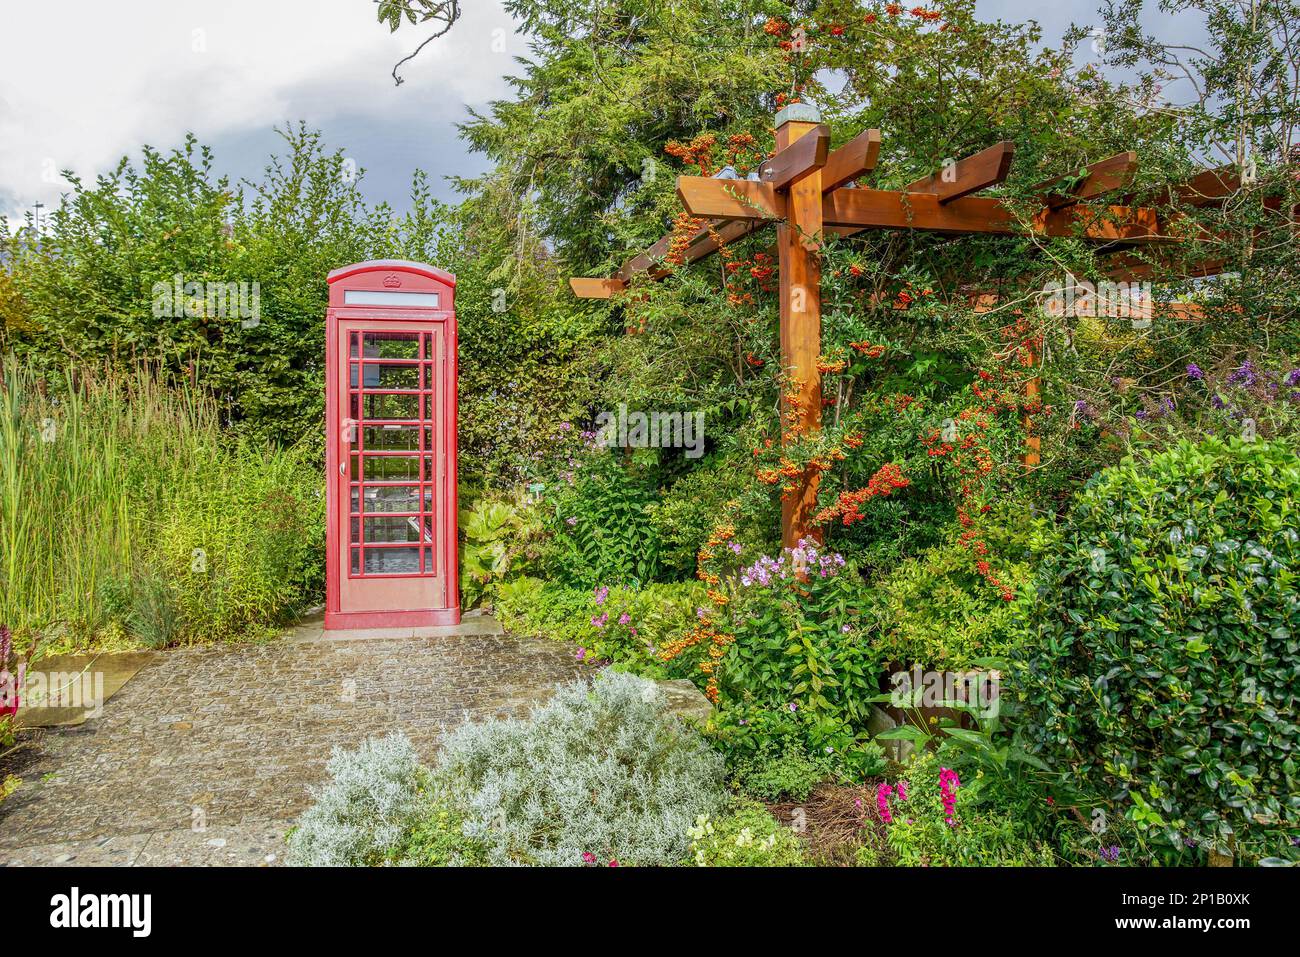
[0,359,323,651]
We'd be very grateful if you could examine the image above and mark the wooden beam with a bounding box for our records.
[822,187,1173,242]
[774,115,824,549]
[820,128,881,192]
[757,124,830,189]
[1123,165,1240,209]
[677,176,785,220]
[904,141,1015,203]
[569,277,627,299]
[1102,250,1230,283]
[1035,151,1138,209]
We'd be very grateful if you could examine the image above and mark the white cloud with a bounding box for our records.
[0,0,522,226]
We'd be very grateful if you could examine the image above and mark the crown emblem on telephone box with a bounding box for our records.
[382,274,402,287]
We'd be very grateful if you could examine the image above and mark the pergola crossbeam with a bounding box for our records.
[904,141,1016,204]
[1035,150,1138,210]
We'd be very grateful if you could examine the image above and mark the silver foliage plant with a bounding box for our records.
[435,671,726,866]
[285,732,423,867]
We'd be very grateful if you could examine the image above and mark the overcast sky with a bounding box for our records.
[0,1,1191,231]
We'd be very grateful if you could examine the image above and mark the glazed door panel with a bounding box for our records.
[335,322,445,615]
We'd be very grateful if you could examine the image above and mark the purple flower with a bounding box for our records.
[788,702,798,712]
[617,612,630,626]
[590,612,608,629]
[1135,410,1150,420]
[1211,394,1227,410]
[575,647,587,661]
[1099,845,1121,862]
[1186,363,1204,380]
[565,516,577,526]
[1226,360,1257,387]
[593,586,608,605]
[729,542,742,554]
[1284,369,1300,387]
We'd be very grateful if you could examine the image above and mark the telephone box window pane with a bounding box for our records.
[356,485,428,514]
[344,290,440,308]
[363,425,421,451]
[362,546,421,575]
[364,363,419,391]
[363,393,420,420]
[422,547,436,574]
[350,548,361,575]
[351,332,421,359]
[362,455,424,482]
[355,515,427,544]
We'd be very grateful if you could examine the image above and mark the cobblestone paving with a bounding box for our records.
[0,617,583,866]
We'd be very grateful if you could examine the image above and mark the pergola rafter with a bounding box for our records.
[568,104,1246,546]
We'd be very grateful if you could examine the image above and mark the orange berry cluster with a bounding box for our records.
[812,461,909,527]
[849,341,886,358]
[659,517,741,702]
[664,133,717,176]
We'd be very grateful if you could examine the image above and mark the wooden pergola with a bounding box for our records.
[570,104,1238,547]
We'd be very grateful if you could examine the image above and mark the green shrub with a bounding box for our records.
[541,450,661,587]
[286,733,425,867]
[686,800,807,866]
[1019,437,1300,863]
[866,520,1035,671]
[494,577,706,675]
[493,577,597,645]
[432,672,726,866]
[646,460,739,578]
[458,493,544,609]
[877,753,1057,866]
[727,740,840,802]
[388,797,489,867]
[714,702,888,794]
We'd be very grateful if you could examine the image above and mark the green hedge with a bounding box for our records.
[1019,437,1300,862]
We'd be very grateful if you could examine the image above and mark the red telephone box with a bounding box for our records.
[324,260,459,629]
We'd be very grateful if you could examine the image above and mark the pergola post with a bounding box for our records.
[774,104,824,548]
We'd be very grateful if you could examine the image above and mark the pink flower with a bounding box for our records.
[618,612,631,626]
[876,782,895,823]
[581,852,596,864]
[939,767,961,827]
[608,859,620,867]
[897,780,908,801]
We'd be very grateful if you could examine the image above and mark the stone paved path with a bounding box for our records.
[0,614,583,866]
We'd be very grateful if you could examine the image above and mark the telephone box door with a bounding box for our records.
[336,322,447,616]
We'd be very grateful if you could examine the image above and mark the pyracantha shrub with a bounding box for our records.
[432,671,726,866]
[286,733,424,867]
[1019,437,1300,862]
